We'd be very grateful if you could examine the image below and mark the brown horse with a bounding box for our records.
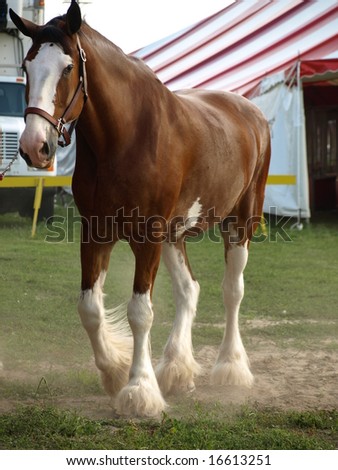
[10,1,270,417]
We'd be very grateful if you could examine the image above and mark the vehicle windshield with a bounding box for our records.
[0,82,26,117]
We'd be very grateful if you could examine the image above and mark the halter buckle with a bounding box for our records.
[56,118,72,147]
[79,47,87,62]
[56,118,66,136]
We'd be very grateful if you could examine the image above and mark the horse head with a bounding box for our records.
[9,0,86,169]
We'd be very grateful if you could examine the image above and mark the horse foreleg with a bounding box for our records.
[156,241,201,395]
[115,242,166,417]
[211,237,254,387]
[78,240,132,397]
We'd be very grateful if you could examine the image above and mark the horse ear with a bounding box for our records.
[66,0,82,35]
[9,8,38,38]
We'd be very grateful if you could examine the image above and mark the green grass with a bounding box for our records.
[0,203,337,449]
[0,405,337,450]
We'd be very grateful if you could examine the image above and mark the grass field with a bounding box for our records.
[0,199,337,449]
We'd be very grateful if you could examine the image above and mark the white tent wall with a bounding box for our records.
[251,77,310,219]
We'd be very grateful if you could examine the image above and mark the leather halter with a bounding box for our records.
[24,35,88,147]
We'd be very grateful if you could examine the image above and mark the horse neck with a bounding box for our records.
[77,27,167,154]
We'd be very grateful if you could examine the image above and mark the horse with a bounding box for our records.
[10,1,270,417]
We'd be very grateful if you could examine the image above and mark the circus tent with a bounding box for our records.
[134,0,338,219]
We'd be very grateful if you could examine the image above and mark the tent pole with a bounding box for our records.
[291,60,304,230]
[292,60,304,230]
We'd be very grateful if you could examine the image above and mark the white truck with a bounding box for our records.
[0,0,58,220]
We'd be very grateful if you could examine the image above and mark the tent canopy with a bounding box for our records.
[134,0,338,96]
[298,59,338,86]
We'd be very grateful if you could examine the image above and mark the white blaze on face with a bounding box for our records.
[20,42,73,167]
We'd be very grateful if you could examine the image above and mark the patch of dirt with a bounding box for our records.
[1,335,337,419]
[193,345,338,412]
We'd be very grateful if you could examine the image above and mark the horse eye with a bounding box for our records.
[63,64,74,76]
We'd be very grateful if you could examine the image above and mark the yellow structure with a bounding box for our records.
[0,175,296,237]
[267,175,296,185]
[0,176,72,236]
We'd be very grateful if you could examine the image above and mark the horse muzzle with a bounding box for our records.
[19,112,59,169]
[19,139,57,169]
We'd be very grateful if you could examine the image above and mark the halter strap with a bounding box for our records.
[24,35,88,147]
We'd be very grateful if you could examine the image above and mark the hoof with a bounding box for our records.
[156,358,201,396]
[211,360,254,388]
[115,378,167,418]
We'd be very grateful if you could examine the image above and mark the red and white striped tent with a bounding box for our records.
[134,0,338,219]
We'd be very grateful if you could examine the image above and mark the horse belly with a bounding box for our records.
[173,140,252,233]
[174,89,261,219]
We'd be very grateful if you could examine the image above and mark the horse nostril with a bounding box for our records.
[40,141,50,156]
[19,148,32,167]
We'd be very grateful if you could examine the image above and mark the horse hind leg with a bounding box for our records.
[156,240,201,395]
[211,222,254,388]
[212,138,269,388]
[78,241,133,397]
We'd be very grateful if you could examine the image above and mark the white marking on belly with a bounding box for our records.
[175,197,203,237]
[186,197,202,228]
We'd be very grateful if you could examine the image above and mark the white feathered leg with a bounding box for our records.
[156,242,201,395]
[211,242,254,387]
[115,291,166,417]
[78,271,132,396]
